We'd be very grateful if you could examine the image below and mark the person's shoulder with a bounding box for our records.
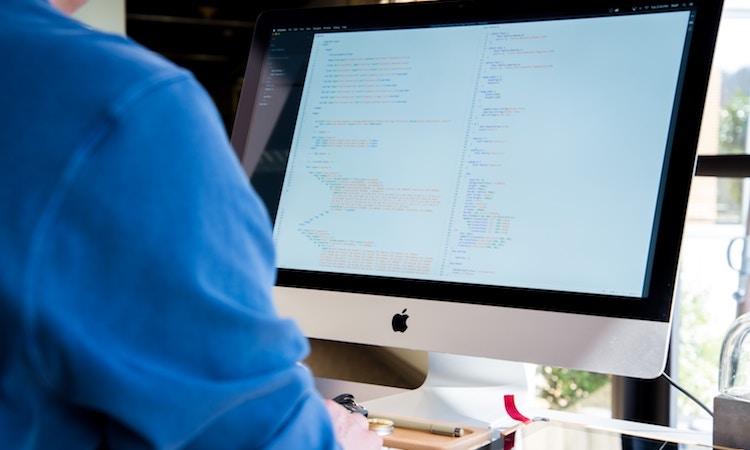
[51,21,191,106]
[0,3,214,164]
[1,3,192,116]
[0,3,212,230]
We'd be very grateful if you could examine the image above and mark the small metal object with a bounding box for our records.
[368,418,395,436]
[332,393,368,417]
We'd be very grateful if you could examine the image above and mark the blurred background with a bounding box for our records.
[76,0,750,431]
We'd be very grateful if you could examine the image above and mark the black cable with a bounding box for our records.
[660,372,714,417]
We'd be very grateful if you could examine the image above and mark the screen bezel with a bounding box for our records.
[231,0,723,323]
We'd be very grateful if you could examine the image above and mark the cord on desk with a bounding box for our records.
[660,372,714,417]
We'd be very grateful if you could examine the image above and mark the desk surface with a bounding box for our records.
[480,420,736,450]
[315,377,715,448]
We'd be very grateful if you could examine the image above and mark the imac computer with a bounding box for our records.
[231,0,723,425]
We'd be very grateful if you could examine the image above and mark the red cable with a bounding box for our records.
[503,394,532,424]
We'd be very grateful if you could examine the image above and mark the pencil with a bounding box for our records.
[371,415,464,437]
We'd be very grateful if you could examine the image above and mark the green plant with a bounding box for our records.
[719,92,750,155]
[537,366,609,410]
[716,92,749,223]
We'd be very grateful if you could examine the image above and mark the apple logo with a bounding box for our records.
[392,309,409,333]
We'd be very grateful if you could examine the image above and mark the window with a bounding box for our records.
[672,0,750,430]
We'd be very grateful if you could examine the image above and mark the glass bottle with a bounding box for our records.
[719,312,750,399]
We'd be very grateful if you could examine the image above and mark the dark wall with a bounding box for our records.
[126,0,381,132]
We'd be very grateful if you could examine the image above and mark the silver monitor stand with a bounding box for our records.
[362,352,535,429]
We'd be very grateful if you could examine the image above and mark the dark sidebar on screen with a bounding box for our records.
[248,28,318,224]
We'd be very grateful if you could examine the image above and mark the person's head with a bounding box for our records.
[51,0,87,14]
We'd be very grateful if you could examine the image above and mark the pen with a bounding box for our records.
[371,414,464,437]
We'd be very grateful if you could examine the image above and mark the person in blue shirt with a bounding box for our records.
[0,0,382,448]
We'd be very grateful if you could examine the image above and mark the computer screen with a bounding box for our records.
[233,0,717,325]
[272,12,689,299]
